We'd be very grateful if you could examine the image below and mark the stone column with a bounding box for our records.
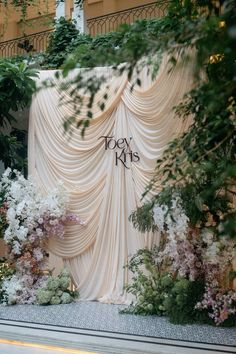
[56,0,66,19]
[72,2,85,33]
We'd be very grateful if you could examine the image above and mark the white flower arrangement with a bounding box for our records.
[152,194,236,325]
[0,169,83,305]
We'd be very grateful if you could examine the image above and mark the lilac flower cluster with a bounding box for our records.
[153,197,203,281]
[152,195,236,325]
[195,272,236,326]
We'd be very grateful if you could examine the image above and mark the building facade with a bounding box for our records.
[0,0,166,57]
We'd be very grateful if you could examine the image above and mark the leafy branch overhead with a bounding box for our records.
[0,60,37,170]
[50,0,235,238]
[50,1,236,239]
[0,60,37,127]
[1,0,235,239]
[128,0,236,239]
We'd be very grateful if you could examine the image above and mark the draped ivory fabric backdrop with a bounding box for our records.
[28,54,194,303]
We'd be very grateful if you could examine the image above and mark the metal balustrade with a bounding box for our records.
[87,1,168,36]
[0,1,169,58]
[0,29,53,58]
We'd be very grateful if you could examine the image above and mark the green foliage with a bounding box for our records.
[122,249,235,326]
[129,201,156,233]
[121,248,174,316]
[0,2,52,51]
[0,60,37,126]
[62,17,171,76]
[0,59,37,170]
[0,129,27,171]
[0,258,14,283]
[121,248,205,324]
[127,0,236,239]
[164,278,205,324]
[64,31,122,69]
[0,0,38,22]
[229,270,236,280]
[195,306,236,327]
[43,17,82,69]
[56,1,236,238]
[0,258,15,302]
[58,19,163,135]
[10,53,46,69]
[64,20,160,70]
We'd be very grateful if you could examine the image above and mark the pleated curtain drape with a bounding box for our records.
[28,54,194,303]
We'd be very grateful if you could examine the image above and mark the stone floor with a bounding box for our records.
[0,301,235,347]
[0,338,95,354]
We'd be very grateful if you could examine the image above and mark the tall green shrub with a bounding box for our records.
[0,59,37,171]
[43,17,80,69]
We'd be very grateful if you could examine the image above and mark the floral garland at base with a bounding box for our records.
[152,197,236,325]
[123,196,236,326]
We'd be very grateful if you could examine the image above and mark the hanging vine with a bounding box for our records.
[0,0,52,39]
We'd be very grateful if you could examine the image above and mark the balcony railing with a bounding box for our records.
[0,29,53,58]
[87,1,169,36]
[0,1,169,58]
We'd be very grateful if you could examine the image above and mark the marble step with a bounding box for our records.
[0,320,235,354]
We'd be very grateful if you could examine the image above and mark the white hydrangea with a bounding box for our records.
[202,228,214,245]
[2,170,68,246]
[12,240,22,255]
[203,242,220,263]
[1,275,23,305]
[0,169,81,306]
